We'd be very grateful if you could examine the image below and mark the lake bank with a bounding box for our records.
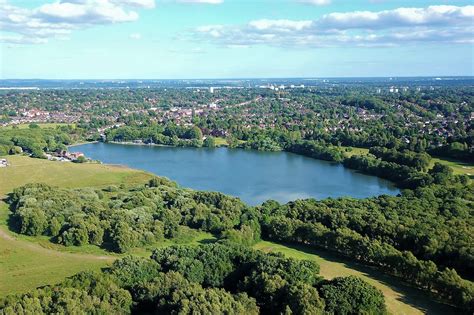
[74,142,399,205]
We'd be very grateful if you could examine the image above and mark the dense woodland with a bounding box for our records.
[0,244,387,314]
[1,84,473,313]
[6,172,474,311]
[0,125,82,157]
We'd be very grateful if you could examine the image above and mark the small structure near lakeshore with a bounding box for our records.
[46,150,85,162]
[0,159,8,167]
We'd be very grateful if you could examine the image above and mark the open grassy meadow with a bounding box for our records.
[0,155,152,196]
[0,155,220,296]
[0,206,114,297]
[431,157,473,178]
[342,146,473,179]
[0,155,154,296]
[342,146,370,157]
[254,241,456,315]
[0,123,72,130]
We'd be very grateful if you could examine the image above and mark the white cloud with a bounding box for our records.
[0,0,155,44]
[297,0,331,6]
[194,5,474,48]
[248,19,313,31]
[37,0,139,23]
[317,5,474,29]
[129,32,142,39]
[114,0,155,9]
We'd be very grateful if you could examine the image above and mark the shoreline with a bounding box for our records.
[68,141,99,148]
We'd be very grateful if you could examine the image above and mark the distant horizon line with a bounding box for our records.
[1,75,474,81]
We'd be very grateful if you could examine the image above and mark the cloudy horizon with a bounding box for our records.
[1,0,473,79]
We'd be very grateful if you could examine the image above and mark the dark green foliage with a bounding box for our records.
[288,140,345,162]
[319,276,387,315]
[430,142,473,163]
[7,172,474,311]
[264,199,474,310]
[108,256,162,288]
[203,136,216,148]
[0,126,79,157]
[2,244,354,315]
[369,146,431,171]
[343,154,427,188]
[8,181,252,253]
[0,272,132,315]
[105,123,203,146]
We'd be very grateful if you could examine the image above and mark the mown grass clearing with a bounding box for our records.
[0,123,73,130]
[0,155,152,196]
[254,241,455,315]
[0,156,144,295]
[341,146,473,179]
[341,146,370,157]
[0,214,113,297]
[431,157,473,177]
[214,137,228,146]
[0,156,219,296]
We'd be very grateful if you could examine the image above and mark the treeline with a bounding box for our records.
[105,123,204,147]
[343,154,468,189]
[105,123,349,163]
[257,181,474,280]
[263,216,473,311]
[0,244,387,315]
[430,141,473,163]
[369,146,431,171]
[255,180,474,311]
[8,174,474,312]
[8,179,258,253]
[0,125,79,157]
[287,140,345,162]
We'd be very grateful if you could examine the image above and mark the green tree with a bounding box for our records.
[203,136,216,148]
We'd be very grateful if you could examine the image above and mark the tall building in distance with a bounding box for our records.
[209,87,214,93]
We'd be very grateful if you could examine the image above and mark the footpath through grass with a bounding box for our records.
[254,241,456,315]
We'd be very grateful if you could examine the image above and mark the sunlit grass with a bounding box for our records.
[254,241,455,315]
[0,123,73,130]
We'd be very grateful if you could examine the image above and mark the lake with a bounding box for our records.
[74,142,399,205]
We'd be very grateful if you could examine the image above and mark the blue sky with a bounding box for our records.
[1,0,473,79]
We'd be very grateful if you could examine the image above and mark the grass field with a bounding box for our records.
[0,155,154,296]
[254,241,455,315]
[0,155,152,196]
[0,207,114,297]
[0,123,72,130]
[0,155,220,296]
[214,137,228,146]
[341,146,370,157]
[341,146,473,178]
[431,157,473,177]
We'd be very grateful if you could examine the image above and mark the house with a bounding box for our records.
[68,152,84,159]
